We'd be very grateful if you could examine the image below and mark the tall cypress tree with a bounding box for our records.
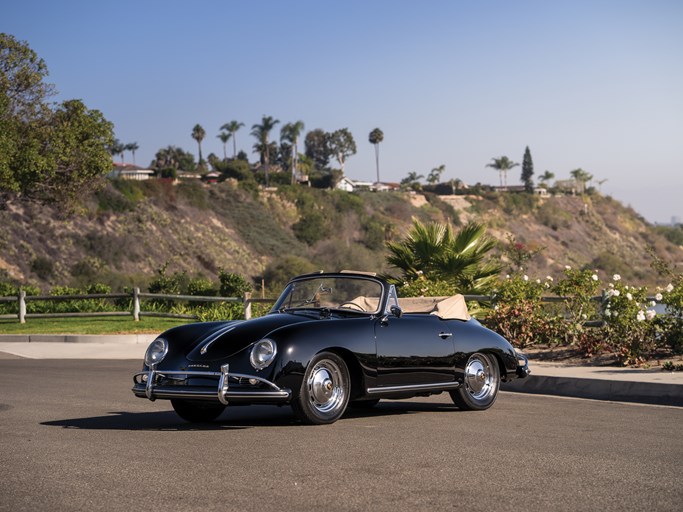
[521,146,534,192]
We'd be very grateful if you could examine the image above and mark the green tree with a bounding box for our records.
[191,124,206,167]
[151,145,196,173]
[427,164,445,184]
[217,131,231,160]
[521,146,534,192]
[1,34,114,207]
[368,128,384,183]
[304,128,332,170]
[220,120,244,158]
[280,120,305,184]
[486,156,519,188]
[386,218,501,294]
[328,128,357,175]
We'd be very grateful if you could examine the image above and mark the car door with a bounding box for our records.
[373,314,456,388]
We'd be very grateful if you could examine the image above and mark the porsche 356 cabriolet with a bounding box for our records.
[133,271,529,424]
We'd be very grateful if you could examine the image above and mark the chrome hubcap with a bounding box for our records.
[464,353,497,402]
[307,361,345,414]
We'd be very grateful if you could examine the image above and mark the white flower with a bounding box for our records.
[505,275,510,279]
[613,290,620,297]
[565,265,572,270]
[636,310,645,322]
[592,274,598,281]
[544,283,550,289]
[646,310,656,320]
[546,276,554,282]
[613,274,621,281]
[655,293,663,301]
[536,279,541,284]
[605,309,612,317]
[626,293,633,301]
[608,283,614,288]
[613,311,619,317]
[650,301,656,308]
[666,283,674,293]
[523,275,529,281]
[582,314,587,319]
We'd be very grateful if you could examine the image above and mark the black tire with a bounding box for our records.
[348,399,380,409]
[292,352,350,425]
[450,352,500,411]
[171,399,226,423]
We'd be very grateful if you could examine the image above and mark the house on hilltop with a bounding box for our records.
[108,163,155,181]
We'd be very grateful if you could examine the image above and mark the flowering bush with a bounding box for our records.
[601,276,658,365]
[550,267,603,353]
[656,278,683,353]
[484,274,562,348]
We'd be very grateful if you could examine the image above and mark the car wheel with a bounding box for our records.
[171,399,226,423]
[450,352,500,411]
[292,352,350,425]
[348,399,380,409]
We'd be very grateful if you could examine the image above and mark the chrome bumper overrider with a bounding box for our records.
[132,363,291,405]
[515,351,531,378]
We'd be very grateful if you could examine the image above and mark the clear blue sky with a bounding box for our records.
[3,0,682,223]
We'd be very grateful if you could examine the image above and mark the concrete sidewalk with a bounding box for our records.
[1,334,682,406]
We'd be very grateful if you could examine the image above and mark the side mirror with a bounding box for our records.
[390,305,403,318]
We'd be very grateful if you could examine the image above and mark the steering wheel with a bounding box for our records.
[338,301,365,312]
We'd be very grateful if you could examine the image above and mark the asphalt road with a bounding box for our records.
[1,360,681,512]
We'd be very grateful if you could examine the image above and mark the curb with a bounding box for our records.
[0,334,157,344]
[502,375,683,407]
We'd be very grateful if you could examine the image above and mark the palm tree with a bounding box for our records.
[191,124,206,166]
[368,128,384,184]
[108,139,125,164]
[400,171,424,190]
[251,115,280,186]
[217,131,231,160]
[220,120,245,158]
[539,170,555,186]
[126,142,139,165]
[280,120,305,184]
[570,168,593,194]
[386,218,501,294]
[486,156,519,187]
[427,164,445,184]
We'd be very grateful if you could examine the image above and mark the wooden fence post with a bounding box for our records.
[133,287,140,321]
[243,292,252,320]
[19,290,26,324]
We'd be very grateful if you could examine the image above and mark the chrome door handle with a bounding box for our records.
[438,332,452,339]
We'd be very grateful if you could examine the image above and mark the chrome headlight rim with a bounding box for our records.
[250,338,277,371]
[144,337,168,367]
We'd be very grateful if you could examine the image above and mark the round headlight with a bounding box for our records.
[144,338,168,367]
[250,339,277,370]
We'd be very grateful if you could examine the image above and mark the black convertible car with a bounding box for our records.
[133,271,529,424]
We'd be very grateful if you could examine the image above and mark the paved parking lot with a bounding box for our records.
[1,359,682,511]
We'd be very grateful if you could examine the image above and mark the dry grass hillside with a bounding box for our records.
[0,178,680,292]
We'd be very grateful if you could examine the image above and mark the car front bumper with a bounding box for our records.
[132,363,291,405]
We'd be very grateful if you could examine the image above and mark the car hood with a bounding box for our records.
[186,312,312,361]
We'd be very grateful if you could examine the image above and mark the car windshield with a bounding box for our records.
[272,276,384,314]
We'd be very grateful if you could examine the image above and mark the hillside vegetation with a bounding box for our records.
[0,179,680,294]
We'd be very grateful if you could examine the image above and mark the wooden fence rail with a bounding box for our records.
[0,290,662,325]
[0,289,274,323]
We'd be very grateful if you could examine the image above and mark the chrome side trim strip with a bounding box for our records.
[200,324,239,355]
[366,381,461,395]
